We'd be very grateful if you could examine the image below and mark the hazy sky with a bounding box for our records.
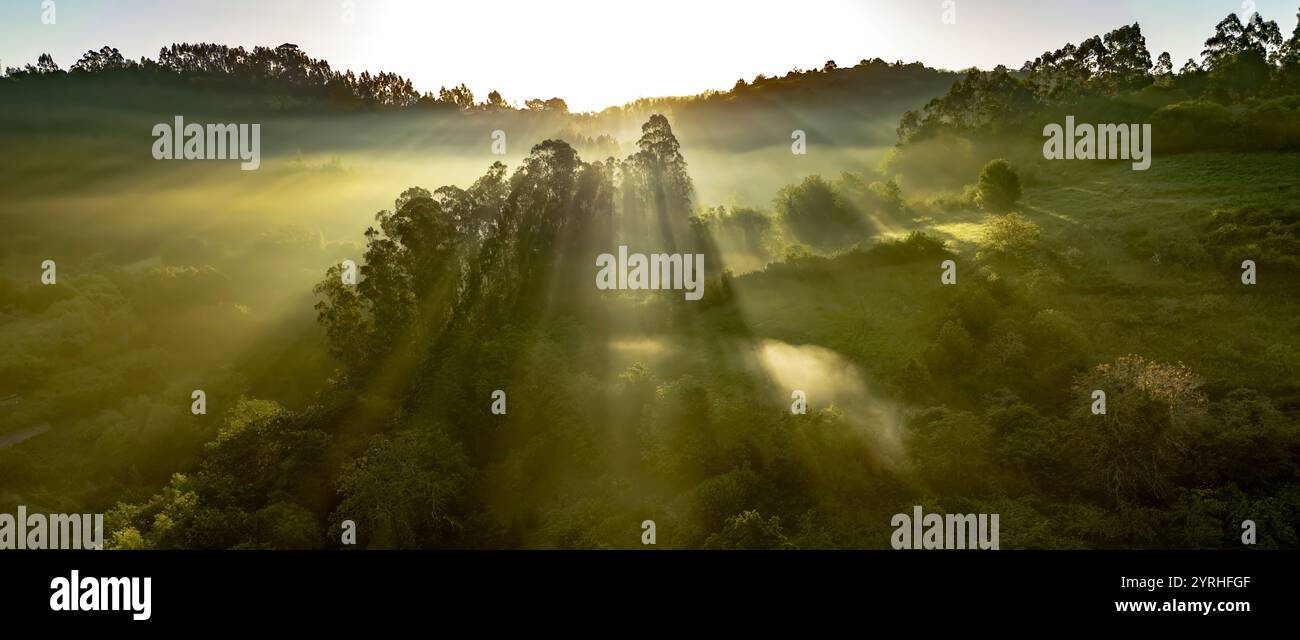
[2,0,1298,112]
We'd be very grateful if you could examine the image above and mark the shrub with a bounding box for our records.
[1070,355,1207,501]
[1248,96,1300,151]
[975,159,1022,212]
[1150,100,1238,152]
[982,212,1040,258]
[703,510,797,550]
[1202,206,1300,286]
[836,171,905,215]
[953,287,1001,337]
[774,175,864,251]
[859,231,949,265]
[926,319,975,372]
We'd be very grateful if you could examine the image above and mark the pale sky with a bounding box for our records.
[2,0,1298,112]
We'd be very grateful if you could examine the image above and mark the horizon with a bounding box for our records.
[2,0,1298,112]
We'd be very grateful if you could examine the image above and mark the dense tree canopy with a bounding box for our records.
[898,9,1300,149]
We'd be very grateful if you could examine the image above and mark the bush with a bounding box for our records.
[922,184,979,213]
[1150,100,1238,152]
[1123,227,1209,268]
[975,159,1021,212]
[692,205,775,262]
[1201,206,1300,286]
[1248,96,1300,151]
[1070,355,1207,502]
[953,287,1001,337]
[981,212,1040,258]
[703,510,797,550]
[774,175,865,251]
[836,171,905,215]
[926,319,975,373]
[1147,98,1300,154]
[858,231,949,265]
[1022,310,1090,405]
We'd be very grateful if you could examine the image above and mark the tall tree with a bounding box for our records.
[625,114,694,250]
[1202,13,1248,69]
[1153,51,1174,87]
[1099,23,1153,91]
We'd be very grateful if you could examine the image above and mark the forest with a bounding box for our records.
[1,8,1298,549]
